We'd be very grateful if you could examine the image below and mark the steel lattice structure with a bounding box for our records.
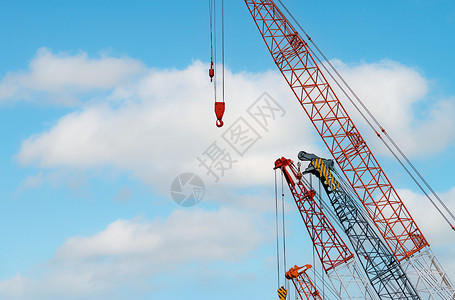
[275,157,376,300]
[245,1,455,298]
[286,264,323,300]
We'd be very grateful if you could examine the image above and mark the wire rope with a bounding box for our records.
[213,0,217,98]
[276,0,455,230]
[221,0,225,102]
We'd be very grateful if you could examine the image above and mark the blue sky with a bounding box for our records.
[0,1,455,299]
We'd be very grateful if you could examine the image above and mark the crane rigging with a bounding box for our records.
[208,0,226,127]
[243,0,455,298]
[204,0,454,298]
[298,151,420,299]
[286,264,322,300]
[274,157,378,300]
[275,156,419,300]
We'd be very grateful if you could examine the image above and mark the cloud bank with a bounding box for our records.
[2,49,455,298]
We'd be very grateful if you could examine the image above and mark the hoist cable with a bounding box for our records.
[294,169,342,298]
[385,133,455,224]
[281,171,288,292]
[299,172,345,239]
[275,169,281,288]
[311,269,340,299]
[276,0,455,231]
[212,0,217,101]
[317,178,326,299]
[313,181,330,299]
[311,185,317,286]
[221,0,225,102]
[332,160,451,295]
[312,39,455,229]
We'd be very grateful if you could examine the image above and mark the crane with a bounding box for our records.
[286,264,322,300]
[298,151,420,299]
[244,0,454,298]
[274,157,377,300]
[208,0,226,127]
[275,156,418,299]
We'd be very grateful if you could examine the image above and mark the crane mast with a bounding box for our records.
[275,157,377,300]
[244,0,454,298]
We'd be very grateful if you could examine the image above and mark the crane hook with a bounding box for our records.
[215,102,225,128]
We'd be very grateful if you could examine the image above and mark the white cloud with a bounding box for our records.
[0,208,269,299]
[331,59,455,156]
[0,48,146,105]
[3,50,455,298]
[8,51,455,194]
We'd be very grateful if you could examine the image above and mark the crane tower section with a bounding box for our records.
[275,157,376,300]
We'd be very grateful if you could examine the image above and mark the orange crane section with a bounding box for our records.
[286,265,322,300]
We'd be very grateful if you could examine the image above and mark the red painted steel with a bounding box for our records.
[274,157,353,272]
[247,0,428,261]
[286,264,323,300]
